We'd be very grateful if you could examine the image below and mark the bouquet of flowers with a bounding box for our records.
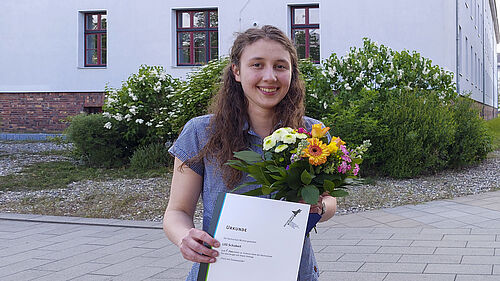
[227,124,371,205]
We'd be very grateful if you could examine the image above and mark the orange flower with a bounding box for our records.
[311,124,330,138]
[302,138,330,166]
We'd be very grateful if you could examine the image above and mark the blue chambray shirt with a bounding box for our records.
[168,114,323,281]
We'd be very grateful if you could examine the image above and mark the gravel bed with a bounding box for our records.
[0,141,498,224]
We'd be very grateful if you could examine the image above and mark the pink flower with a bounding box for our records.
[297,128,308,134]
[337,161,350,174]
[340,145,349,155]
[353,164,360,176]
[341,155,352,163]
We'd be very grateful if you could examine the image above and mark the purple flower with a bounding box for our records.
[338,161,350,174]
[340,145,349,155]
[286,165,290,170]
[341,155,352,163]
[353,164,360,176]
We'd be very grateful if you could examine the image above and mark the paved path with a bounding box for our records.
[1,190,500,281]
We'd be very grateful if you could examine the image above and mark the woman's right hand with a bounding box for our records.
[179,228,220,263]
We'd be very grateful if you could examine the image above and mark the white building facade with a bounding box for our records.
[0,0,498,132]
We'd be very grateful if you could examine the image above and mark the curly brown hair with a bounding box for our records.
[186,25,305,189]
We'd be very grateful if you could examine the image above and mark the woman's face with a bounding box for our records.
[232,39,292,114]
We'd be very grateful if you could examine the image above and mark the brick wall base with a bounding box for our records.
[0,92,105,133]
[473,101,499,120]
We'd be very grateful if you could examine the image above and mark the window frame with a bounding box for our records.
[176,9,218,66]
[84,12,107,67]
[290,5,320,63]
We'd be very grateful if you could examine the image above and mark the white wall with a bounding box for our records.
[321,0,456,73]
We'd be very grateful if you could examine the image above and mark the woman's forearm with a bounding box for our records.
[163,209,196,247]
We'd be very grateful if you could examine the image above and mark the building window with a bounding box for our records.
[176,9,218,66]
[84,12,107,67]
[83,106,103,114]
[291,5,320,63]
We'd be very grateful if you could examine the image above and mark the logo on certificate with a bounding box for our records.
[284,209,302,229]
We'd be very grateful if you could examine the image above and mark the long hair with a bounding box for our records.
[186,25,305,189]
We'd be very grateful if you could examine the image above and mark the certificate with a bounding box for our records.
[197,193,309,281]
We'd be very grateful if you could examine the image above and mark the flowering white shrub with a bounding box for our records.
[102,65,181,146]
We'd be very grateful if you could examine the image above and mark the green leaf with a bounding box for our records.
[242,188,265,196]
[300,170,312,185]
[329,189,349,197]
[232,181,259,192]
[233,150,263,163]
[266,165,281,173]
[301,185,320,205]
[323,180,335,193]
[269,174,284,181]
[262,185,273,195]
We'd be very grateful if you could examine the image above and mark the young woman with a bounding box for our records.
[163,25,337,281]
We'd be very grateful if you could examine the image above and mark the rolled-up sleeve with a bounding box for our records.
[168,116,208,176]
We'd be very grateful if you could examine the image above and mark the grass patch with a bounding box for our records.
[0,161,169,191]
[486,117,500,150]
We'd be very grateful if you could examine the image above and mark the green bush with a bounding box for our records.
[169,57,229,135]
[130,143,172,170]
[298,59,332,119]
[305,38,492,178]
[379,91,456,177]
[65,114,130,167]
[448,96,493,166]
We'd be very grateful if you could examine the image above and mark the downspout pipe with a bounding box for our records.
[482,0,485,118]
[456,0,461,96]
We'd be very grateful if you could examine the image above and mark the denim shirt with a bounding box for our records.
[168,114,322,281]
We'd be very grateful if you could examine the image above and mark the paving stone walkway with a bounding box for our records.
[1,190,500,280]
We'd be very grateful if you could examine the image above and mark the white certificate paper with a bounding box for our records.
[197,193,309,281]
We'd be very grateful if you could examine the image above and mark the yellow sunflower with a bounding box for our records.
[302,138,330,166]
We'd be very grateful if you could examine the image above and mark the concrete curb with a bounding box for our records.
[0,212,163,229]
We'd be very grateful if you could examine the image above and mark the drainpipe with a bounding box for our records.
[456,0,461,95]
[239,0,251,31]
[482,0,486,118]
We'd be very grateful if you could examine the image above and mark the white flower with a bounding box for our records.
[263,136,276,151]
[323,102,328,109]
[281,133,297,144]
[135,119,144,124]
[146,121,152,126]
[129,106,138,115]
[154,81,162,92]
[124,114,132,121]
[104,122,112,129]
[423,68,430,75]
[356,72,364,82]
[271,128,289,142]
[155,124,164,128]
[296,133,308,139]
[433,73,439,80]
[397,70,403,79]
[344,83,352,90]
[367,59,374,69]
[102,112,111,118]
[159,72,167,81]
[275,144,288,153]
[328,66,336,77]
[113,113,123,121]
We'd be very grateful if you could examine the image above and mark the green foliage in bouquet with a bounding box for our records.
[226,126,370,205]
